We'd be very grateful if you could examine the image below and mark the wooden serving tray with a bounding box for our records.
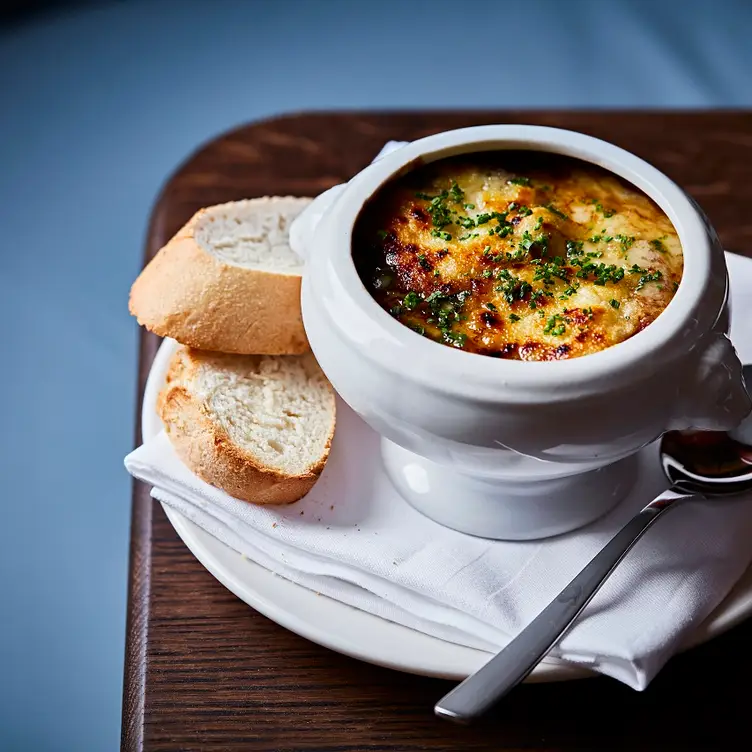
[125,111,752,752]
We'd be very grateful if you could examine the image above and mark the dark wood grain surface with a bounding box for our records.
[124,111,752,752]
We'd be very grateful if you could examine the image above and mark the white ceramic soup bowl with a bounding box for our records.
[289,125,750,540]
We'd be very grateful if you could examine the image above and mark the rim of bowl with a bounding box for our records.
[322,124,720,397]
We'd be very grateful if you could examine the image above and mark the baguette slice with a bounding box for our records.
[130,197,312,355]
[158,345,336,505]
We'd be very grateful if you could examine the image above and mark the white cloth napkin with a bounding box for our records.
[124,143,752,690]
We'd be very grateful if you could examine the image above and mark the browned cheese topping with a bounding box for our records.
[352,151,683,360]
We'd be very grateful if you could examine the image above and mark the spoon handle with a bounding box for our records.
[434,489,699,724]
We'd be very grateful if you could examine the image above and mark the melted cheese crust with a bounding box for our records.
[353,152,683,361]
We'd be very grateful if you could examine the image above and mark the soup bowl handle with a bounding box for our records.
[289,184,347,263]
[668,331,751,432]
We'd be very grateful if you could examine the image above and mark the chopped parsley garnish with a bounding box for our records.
[636,269,663,290]
[507,202,532,216]
[431,229,452,241]
[417,253,432,270]
[449,181,464,203]
[485,245,527,263]
[533,216,544,231]
[471,211,513,237]
[482,269,493,278]
[610,298,620,309]
[544,314,567,336]
[426,290,454,313]
[464,203,475,210]
[575,262,625,285]
[485,301,498,311]
[506,248,528,261]
[591,200,616,218]
[627,263,663,289]
[421,289,472,345]
[519,230,549,255]
[409,323,425,335]
[544,203,569,220]
[533,258,570,286]
[417,182,465,232]
[615,234,635,252]
[650,238,667,253]
[442,330,467,348]
[508,176,532,186]
[528,289,548,310]
[426,201,452,228]
[495,269,533,304]
[566,240,584,258]
[509,313,521,322]
[492,224,513,238]
[403,291,421,310]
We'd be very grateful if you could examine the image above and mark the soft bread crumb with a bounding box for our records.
[194,197,308,272]
[159,346,336,504]
[188,350,333,476]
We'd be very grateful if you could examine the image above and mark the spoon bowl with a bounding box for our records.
[661,431,752,494]
[662,364,752,494]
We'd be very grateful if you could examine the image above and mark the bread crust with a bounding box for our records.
[129,197,312,355]
[158,347,335,505]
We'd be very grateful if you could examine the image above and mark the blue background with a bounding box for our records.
[1,0,750,749]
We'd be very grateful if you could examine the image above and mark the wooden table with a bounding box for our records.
[124,111,752,752]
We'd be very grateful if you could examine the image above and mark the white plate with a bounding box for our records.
[141,336,752,682]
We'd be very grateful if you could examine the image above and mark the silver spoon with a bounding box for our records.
[435,365,752,725]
